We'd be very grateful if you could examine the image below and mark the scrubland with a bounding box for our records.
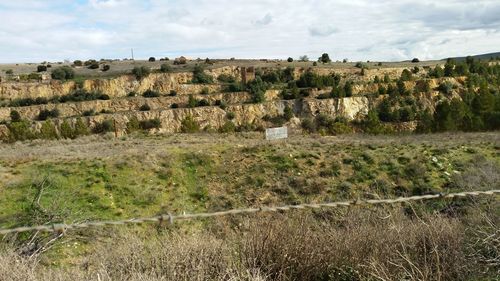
[0,132,498,280]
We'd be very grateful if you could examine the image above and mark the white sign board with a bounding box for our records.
[265,126,288,140]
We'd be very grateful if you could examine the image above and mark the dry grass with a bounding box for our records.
[1,205,498,281]
[0,131,498,162]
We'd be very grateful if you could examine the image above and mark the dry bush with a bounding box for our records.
[450,156,500,191]
[237,209,467,281]
[84,229,270,281]
[0,206,498,280]
[0,248,83,281]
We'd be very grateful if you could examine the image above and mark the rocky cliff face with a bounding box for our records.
[0,80,76,101]
[35,96,372,135]
[0,90,282,121]
[0,65,435,102]
[0,64,454,140]
[0,72,221,101]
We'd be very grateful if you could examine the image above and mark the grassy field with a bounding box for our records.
[0,132,498,280]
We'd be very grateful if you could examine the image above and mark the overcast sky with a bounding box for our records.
[0,0,499,63]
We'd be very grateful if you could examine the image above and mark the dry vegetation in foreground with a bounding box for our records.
[0,204,498,281]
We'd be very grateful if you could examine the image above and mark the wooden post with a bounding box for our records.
[114,119,118,138]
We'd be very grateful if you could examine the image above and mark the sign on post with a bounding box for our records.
[265,126,288,140]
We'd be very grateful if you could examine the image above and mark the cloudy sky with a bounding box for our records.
[0,0,499,63]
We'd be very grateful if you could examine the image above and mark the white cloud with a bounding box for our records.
[0,0,498,62]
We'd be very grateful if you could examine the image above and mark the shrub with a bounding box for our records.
[83,109,96,116]
[192,65,214,84]
[217,74,236,83]
[126,116,140,133]
[362,110,387,134]
[10,111,21,122]
[100,109,112,114]
[287,57,293,62]
[58,89,109,103]
[217,100,227,110]
[429,66,444,78]
[51,66,75,80]
[168,90,177,96]
[74,118,89,136]
[219,121,236,133]
[139,104,151,111]
[7,120,33,142]
[283,105,293,121]
[142,90,160,98]
[400,69,412,81]
[226,112,235,120]
[197,99,210,107]
[132,66,151,80]
[397,79,409,95]
[37,108,60,120]
[260,70,280,84]
[301,118,316,133]
[281,86,300,100]
[299,55,309,62]
[180,115,200,133]
[200,87,210,95]
[39,120,58,139]
[415,109,434,133]
[139,118,161,130]
[186,95,196,108]
[102,64,110,72]
[84,59,97,66]
[344,81,353,97]
[28,73,41,80]
[92,119,115,134]
[437,82,453,95]
[319,53,331,64]
[247,77,268,103]
[399,106,416,122]
[411,58,420,63]
[296,71,339,88]
[37,65,47,72]
[227,82,244,92]
[314,114,352,135]
[171,103,179,109]
[128,91,138,97]
[378,86,387,96]
[73,60,83,66]
[87,61,99,69]
[148,57,156,62]
[59,120,75,139]
[160,64,171,73]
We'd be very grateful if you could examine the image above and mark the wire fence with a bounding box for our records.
[0,189,498,235]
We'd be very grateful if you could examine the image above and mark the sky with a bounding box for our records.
[0,0,499,63]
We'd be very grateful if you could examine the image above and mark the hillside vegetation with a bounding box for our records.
[0,132,499,280]
[0,55,499,280]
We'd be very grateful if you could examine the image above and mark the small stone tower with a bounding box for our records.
[241,66,255,84]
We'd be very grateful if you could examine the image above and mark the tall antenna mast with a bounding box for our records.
[131,48,134,60]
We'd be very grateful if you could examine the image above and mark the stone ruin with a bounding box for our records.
[241,66,255,84]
